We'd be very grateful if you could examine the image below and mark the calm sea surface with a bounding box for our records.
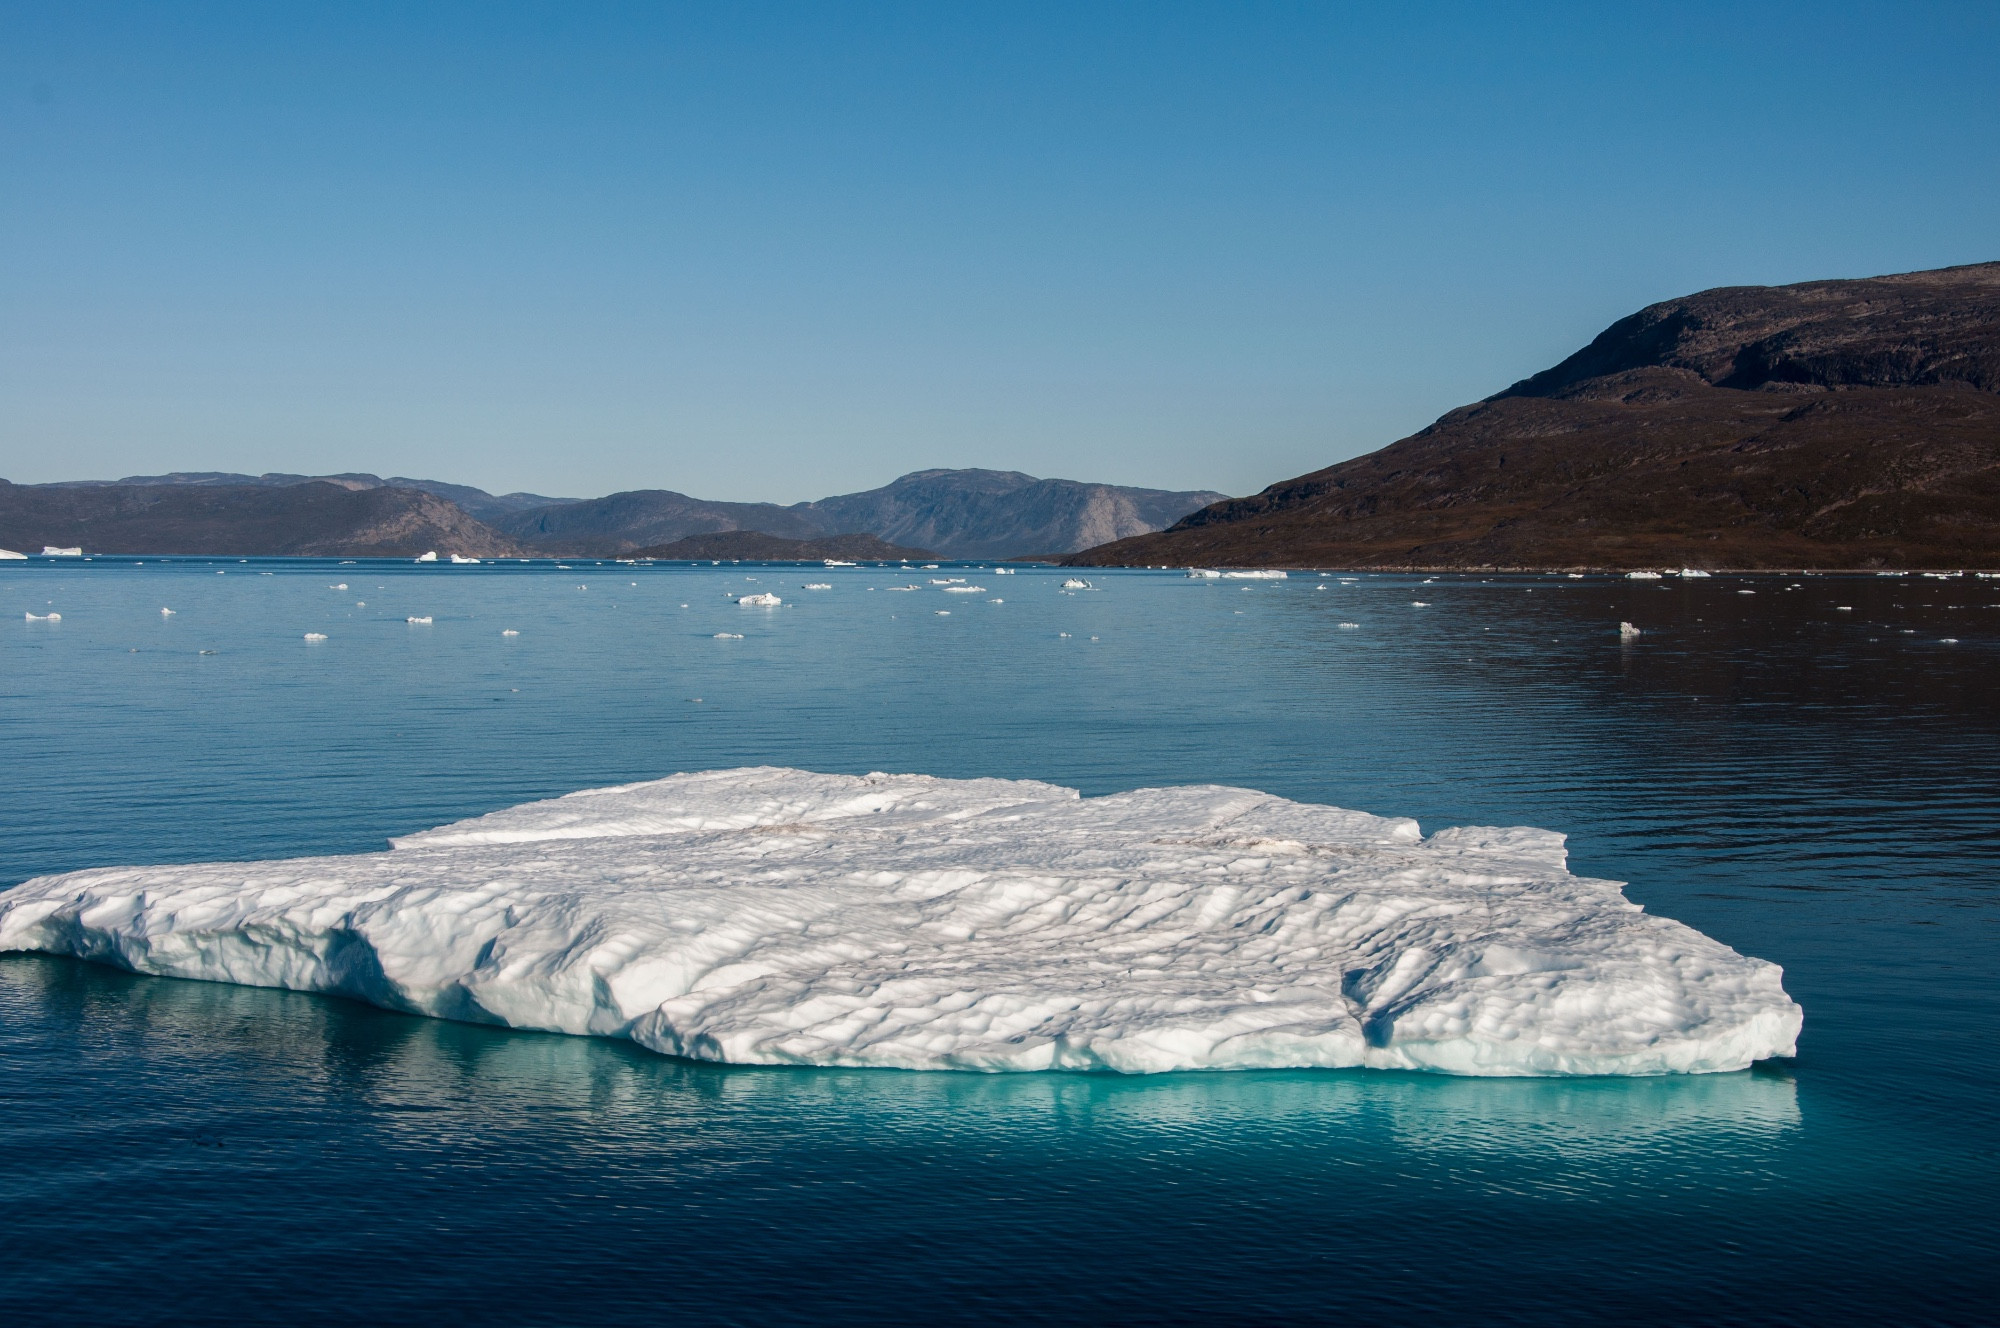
[2,558,1996,1325]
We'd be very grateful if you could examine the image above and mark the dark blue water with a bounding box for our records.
[3,558,1996,1325]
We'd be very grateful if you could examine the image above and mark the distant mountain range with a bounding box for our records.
[493,469,1227,559]
[1070,261,2000,570]
[1,468,1226,560]
[0,479,517,558]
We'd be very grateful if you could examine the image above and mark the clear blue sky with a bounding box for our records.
[3,2,1995,502]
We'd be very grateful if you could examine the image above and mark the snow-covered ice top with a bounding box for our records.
[737,592,782,606]
[0,767,1800,1077]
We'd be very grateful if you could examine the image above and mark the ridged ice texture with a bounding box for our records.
[0,767,1801,1076]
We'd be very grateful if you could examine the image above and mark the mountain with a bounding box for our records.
[1066,262,2000,571]
[626,531,934,560]
[805,469,1229,559]
[0,480,521,557]
[41,471,578,522]
[494,469,1229,558]
[491,489,826,554]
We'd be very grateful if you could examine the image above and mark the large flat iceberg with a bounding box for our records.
[0,768,1800,1076]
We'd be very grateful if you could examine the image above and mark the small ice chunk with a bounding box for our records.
[1619,621,1642,639]
[738,593,782,607]
[1061,578,1092,589]
[713,632,743,639]
[406,616,433,624]
[1220,570,1286,579]
[24,612,60,621]
[941,586,984,593]
[1338,622,1359,629]
[160,608,175,616]
[415,552,438,563]
[331,583,348,590]
[802,583,832,590]
[1626,571,1662,580]
[502,629,520,636]
[304,632,328,641]
[0,549,26,560]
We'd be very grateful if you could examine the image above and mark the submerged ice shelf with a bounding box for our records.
[0,768,1800,1076]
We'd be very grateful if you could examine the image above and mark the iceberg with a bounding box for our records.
[42,546,83,557]
[1220,570,1286,580]
[415,551,438,563]
[737,592,782,606]
[0,768,1800,1077]
[0,548,26,560]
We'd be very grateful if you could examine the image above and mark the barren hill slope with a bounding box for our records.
[1068,262,2000,570]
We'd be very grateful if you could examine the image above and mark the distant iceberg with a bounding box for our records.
[1220,570,1286,580]
[415,551,438,563]
[42,546,82,557]
[0,548,26,560]
[737,592,782,606]
[0,768,1801,1077]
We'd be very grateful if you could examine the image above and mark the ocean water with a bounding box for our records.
[2,558,1995,1325]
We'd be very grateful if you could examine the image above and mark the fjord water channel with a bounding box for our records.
[2,558,1995,1325]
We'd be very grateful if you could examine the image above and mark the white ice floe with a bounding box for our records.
[1338,622,1360,629]
[712,632,743,639]
[823,559,857,567]
[406,616,433,624]
[415,551,438,563]
[1679,568,1712,578]
[303,632,328,641]
[24,612,60,621]
[450,555,481,565]
[0,549,26,560]
[1221,570,1286,580]
[802,583,833,590]
[502,629,520,636]
[331,583,348,590]
[941,586,984,594]
[1187,569,1223,579]
[1061,578,1092,590]
[0,767,1800,1078]
[160,608,175,616]
[1626,571,1662,580]
[1620,622,1642,639]
[737,593,782,607]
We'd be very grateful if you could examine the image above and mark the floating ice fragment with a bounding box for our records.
[160,608,175,616]
[450,555,480,564]
[1338,622,1359,629]
[1411,601,1430,608]
[941,586,984,593]
[502,629,519,636]
[331,583,348,590]
[1626,571,1662,580]
[42,546,83,557]
[935,610,951,615]
[0,768,1803,1077]
[303,633,327,641]
[406,616,433,624]
[738,593,782,607]
[1680,568,1712,578]
[415,552,438,563]
[802,583,832,590]
[1619,621,1642,639]
[24,612,59,621]
[0,549,25,560]
[713,632,743,639]
[1061,578,1092,589]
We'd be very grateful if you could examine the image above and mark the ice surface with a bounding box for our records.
[1220,570,1286,580]
[0,767,1801,1077]
[0,548,26,560]
[737,593,782,606]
